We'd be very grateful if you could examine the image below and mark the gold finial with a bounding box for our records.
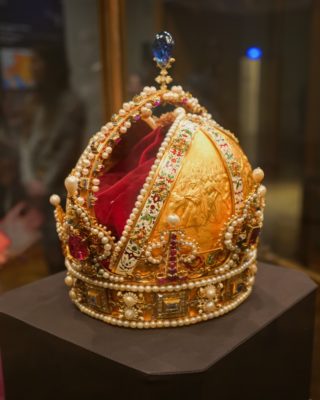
[154,57,175,90]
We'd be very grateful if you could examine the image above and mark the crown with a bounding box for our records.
[50,32,266,329]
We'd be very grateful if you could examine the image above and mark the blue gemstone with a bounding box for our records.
[152,31,174,66]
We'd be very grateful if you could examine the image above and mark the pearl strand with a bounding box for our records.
[72,85,207,198]
[224,190,259,251]
[70,201,113,260]
[110,108,187,265]
[65,249,256,293]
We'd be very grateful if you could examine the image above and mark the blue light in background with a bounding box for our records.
[246,47,263,60]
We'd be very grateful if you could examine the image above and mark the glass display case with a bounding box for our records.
[122,0,319,276]
[0,0,319,397]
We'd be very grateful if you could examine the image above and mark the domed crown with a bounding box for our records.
[51,32,266,328]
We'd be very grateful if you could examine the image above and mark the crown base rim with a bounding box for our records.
[66,250,257,328]
[72,286,252,329]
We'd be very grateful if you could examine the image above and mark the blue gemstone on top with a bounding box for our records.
[152,31,174,66]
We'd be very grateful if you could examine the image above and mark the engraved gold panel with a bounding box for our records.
[151,127,233,252]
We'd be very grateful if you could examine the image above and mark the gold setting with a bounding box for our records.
[154,57,175,89]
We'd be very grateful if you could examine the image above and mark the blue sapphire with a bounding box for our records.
[152,31,174,66]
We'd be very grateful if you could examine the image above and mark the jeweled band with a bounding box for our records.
[65,248,256,328]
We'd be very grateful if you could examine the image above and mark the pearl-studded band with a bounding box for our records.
[72,286,252,329]
[66,249,256,293]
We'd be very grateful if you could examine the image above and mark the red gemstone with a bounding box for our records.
[249,227,261,245]
[170,249,177,256]
[157,277,168,284]
[101,258,111,270]
[68,235,89,260]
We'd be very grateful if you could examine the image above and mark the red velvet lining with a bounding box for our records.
[94,121,168,240]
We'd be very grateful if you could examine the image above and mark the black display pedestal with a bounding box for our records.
[0,263,317,400]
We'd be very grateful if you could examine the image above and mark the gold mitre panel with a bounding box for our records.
[151,122,255,254]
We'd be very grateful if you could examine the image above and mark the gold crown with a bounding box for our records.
[50,32,266,329]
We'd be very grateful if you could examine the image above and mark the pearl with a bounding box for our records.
[251,263,258,274]
[171,93,178,101]
[82,168,89,175]
[64,176,78,196]
[258,185,267,196]
[252,167,264,183]
[123,293,137,308]
[64,275,73,286]
[69,289,77,300]
[141,107,152,118]
[174,107,185,116]
[49,194,61,206]
[204,286,216,299]
[248,276,255,285]
[166,213,180,227]
[77,197,85,205]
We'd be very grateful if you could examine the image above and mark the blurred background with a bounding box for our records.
[0,0,319,397]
